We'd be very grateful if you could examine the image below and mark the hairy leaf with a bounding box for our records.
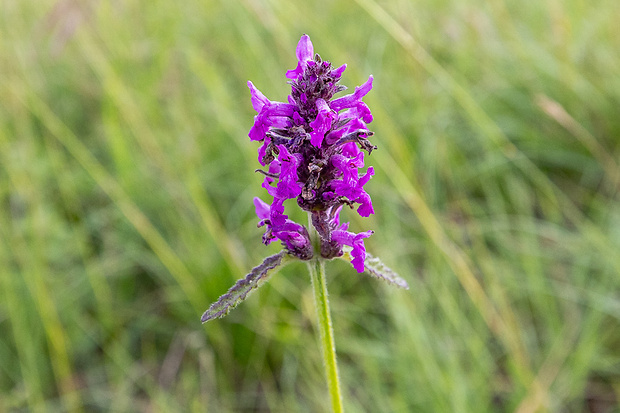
[364,252,409,289]
[201,251,287,323]
[342,247,409,289]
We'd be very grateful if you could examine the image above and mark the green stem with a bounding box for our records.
[308,257,344,413]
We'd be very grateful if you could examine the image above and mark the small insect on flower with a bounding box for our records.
[201,34,407,324]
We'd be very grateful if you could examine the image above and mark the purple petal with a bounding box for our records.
[277,225,312,260]
[309,98,336,147]
[354,102,373,124]
[263,197,313,259]
[248,117,266,142]
[286,34,314,80]
[269,198,287,228]
[286,66,303,81]
[325,108,369,145]
[331,152,364,185]
[247,81,270,113]
[280,230,308,249]
[248,102,297,142]
[329,75,374,122]
[292,111,304,125]
[275,145,303,199]
[355,192,374,217]
[332,229,373,273]
[358,166,374,187]
[255,197,311,256]
[329,153,374,217]
[342,141,361,157]
[296,34,314,62]
[332,64,347,79]
[253,197,271,220]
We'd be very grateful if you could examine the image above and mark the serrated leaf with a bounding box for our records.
[341,246,409,289]
[363,252,409,289]
[201,251,287,323]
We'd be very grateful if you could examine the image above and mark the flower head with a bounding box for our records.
[201,34,408,325]
[248,34,378,272]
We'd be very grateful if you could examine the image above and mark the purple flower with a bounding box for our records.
[309,98,337,147]
[248,34,378,272]
[332,227,374,273]
[261,145,303,200]
[330,76,374,123]
[285,34,314,80]
[200,42,405,325]
[254,197,312,260]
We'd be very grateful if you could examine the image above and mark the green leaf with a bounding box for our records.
[364,252,409,289]
[201,251,287,323]
[342,247,409,289]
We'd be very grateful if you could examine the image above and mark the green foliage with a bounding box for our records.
[1,0,619,411]
[201,252,287,323]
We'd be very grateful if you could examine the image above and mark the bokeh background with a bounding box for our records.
[1,0,620,411]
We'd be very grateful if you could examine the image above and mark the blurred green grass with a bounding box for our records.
[1,0,620,411]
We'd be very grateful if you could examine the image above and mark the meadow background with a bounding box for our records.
[1,0,619,411]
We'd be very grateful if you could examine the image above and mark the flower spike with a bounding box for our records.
[202,35,406,324]
[247,35,380,271]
